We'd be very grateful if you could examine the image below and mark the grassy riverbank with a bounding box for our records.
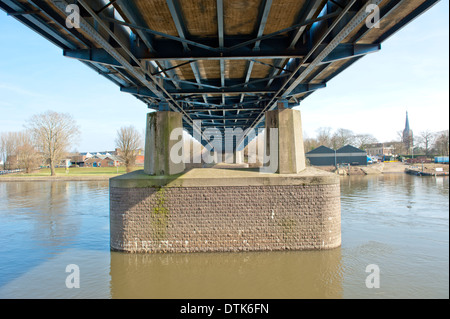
[0,167,142,181]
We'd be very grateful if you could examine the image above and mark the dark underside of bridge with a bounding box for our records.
[1,0,439,151]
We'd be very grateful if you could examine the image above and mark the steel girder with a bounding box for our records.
[0,0,440,151]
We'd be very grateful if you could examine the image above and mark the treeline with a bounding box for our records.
[303,128,378,152]
[1,110,145,175]
[303,127,449,157]
[413,129,449,157]
[0,131,40,173]
[1,111,79,174]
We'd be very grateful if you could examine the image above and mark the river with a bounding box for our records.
[0,174,448,299]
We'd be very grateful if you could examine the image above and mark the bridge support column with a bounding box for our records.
[265,103,306,174]
[144,111,185,176]
[111,107,340,254]
[235,150,243,164]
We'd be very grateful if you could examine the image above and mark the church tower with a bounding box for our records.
[402,111,414,152]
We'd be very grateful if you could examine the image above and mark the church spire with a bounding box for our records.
[403,111,413,153]
[405,111,410,132]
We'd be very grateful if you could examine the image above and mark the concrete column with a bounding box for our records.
[224,152,234,164]
[144,111,185,176]
[235,150,243,164]
[265,103,306,174]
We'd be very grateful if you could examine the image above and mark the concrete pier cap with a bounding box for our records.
[109,107,341,253]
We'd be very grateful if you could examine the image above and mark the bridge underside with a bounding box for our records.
[2,0,438,253]
[1,0,439,152]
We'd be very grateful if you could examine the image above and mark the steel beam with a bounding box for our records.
[240,0,273,104]
[121,81,324,97]
[238,0,361,148]
[376,0,440,43]
[0,0,76,49]
[63,42,378,65]
[63,48,122,67]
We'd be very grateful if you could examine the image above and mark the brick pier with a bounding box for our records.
[109,168,341,253]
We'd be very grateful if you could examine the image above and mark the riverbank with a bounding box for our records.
[2,162,448,181]
[405,163,449,176]
[313,162,449,176]
[0,175,115,181]
[0,167,140,181]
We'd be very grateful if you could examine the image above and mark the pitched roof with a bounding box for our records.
[336,145,366,154]
[306,145,335,155]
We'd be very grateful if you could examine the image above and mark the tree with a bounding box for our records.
[26,111,80,176]
[354,134,378,150]
[434,130,449,156]
[417,130,436,157]
[316,127,333,148]
[115,125,142,173]
[16,131,41,173]
[0,133,11,169]
[331,128,355,149]
[303,134,320,153]
[1,132,21,170]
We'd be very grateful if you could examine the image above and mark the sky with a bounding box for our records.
[0,1,448,152]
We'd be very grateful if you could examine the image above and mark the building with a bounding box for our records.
[84,155,121,168]
[306,145,368,166]
[366,143,395,157]
[306,146,336,166]
[402,111,414,153]
[336,145,368,166]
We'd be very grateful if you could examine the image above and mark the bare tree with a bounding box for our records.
[0,132,21,170]
[331,128,355,149]
[16,131,41,173]
[26,111,80,176]
[0,133,8,169]
[316,127,333,148]
[354,134,378,150]
[303,133,320,153]
[417,130,436,157]
[115,125,142,173]
[434,130,449,156]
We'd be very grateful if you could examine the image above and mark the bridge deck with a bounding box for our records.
[0,0,439,150]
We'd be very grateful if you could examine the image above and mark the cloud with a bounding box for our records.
[0,83,46,98]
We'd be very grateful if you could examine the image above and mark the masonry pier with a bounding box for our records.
[110,106,341,253]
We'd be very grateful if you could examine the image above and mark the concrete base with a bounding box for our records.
[110,168,341,253]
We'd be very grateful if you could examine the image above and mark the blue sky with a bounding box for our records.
[0,1,448,152]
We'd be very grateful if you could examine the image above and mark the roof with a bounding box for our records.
[85,155,121,162]
[306,145,335,155]
[336,145,366,154]
[0,0,439,151]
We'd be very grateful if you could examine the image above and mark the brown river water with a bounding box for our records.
[0,174,448,299]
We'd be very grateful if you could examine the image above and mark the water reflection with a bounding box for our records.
[109,249,343,299]
[0,181,109,287]
[0,175,448,298]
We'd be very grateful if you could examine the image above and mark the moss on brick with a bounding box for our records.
[151,187,169,243]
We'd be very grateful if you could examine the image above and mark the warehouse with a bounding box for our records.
[306,145,367,167]
[305,146,336,166]
[336,145,368,166]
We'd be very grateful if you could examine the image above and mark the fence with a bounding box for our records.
[0,169,24,175]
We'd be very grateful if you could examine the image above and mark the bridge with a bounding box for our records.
[1,1,439,161]
[1,0,439,253]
